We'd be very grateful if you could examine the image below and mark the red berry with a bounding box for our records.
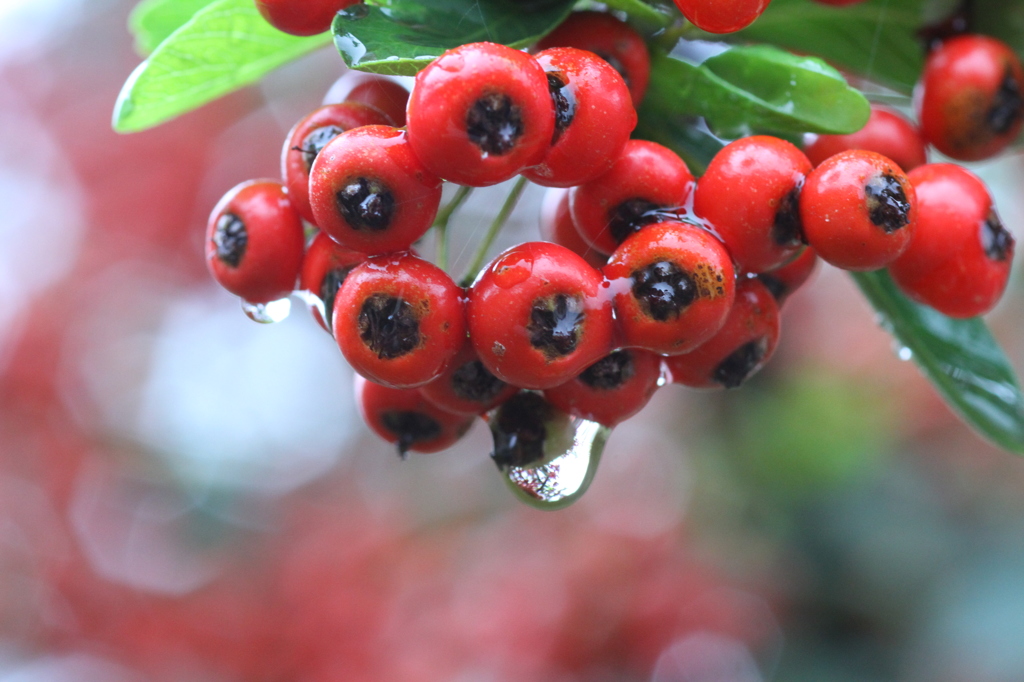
[334,252,466,388]
[355,376,474,455]
[664,278,781,389]
[468,242,614,390]
[255,0,355,36]
[603,221,736,355]
[889,163,1014,318]
[800,150,917,271]
[521,47,636,188]
[694,135,812,273]
[570,139,694,256]
[406,42,555,187]
[673,0,771,33]
[309,125,442,255]
[544,349,661,426]
[418,340,519,416]
[297,231,366,333]
[536,11,651,106]
[206,179,305,303]
[539,188,607,268]
[282,103,391,224]
[918,34,1024,161]
[804,105,927,173]
[324,72,410,127]
[757,247,819,307]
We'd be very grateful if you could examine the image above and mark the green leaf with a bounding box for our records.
[973,0,1024,58]
[634,110,724,176]
[128,0,217,54]
[853,270,1024,453]
[598,0,673,30]
[332,0,574,76]
[113,0,331,133]
[644,46,870,139]
[735,0,929,94]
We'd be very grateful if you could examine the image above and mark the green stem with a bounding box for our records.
[433,185,472,272]
[460,176,529,287]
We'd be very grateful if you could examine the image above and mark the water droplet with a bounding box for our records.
[340,3,370,20]
[335,32,368,66]
[896,344,913,361]
[488,394,610,510]
[242,297,291,324]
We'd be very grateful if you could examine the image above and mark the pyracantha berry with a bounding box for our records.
[334,252,466,388]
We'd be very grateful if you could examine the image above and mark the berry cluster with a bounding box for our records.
[208,6,1019,487]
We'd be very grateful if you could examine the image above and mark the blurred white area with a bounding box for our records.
[0,0,87,62]
[651,632,763,682]
[0,654,141,682]
[69,458,222,595]
[133,290,359,493]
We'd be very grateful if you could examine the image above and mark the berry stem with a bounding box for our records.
[433,185,473,272]
[460,176,529,287]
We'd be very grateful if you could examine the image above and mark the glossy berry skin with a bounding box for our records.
[543,349,661,426]
[540,188,607,268]
[804,105,927,172]
[890,164,1015,318]
[603,221,736,355]
[298,232,366,333]
[694,135,812,274]
[468,242,614,390]
[536,11,651,105]
[323,72,410,127]
[334,253,466,389]
[673,0,772,33]
[309,125,442,255]
[918,35,1024,161]
[665,278,781,389]
[355,376,474,456]
[571,140,694,256]
[757,247,819,307]
[255,0,354,36]
[419,341,519,416]
[282,103,391,224]
[800,150,917,271]
[206,180,305,303]
[406,42,555,187]
[521,48,636,188]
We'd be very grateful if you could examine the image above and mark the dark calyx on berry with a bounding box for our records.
[772,187,804,246]
[299,125,343,171]
[336,177,395,231]
[381,410,442,457]
[988,68,1024,135]
[981,210,1015,261]
[451,359,508,403]
[319,267,353,330]
[466,92,524,156]
[712,338,768,389]
[527,293,585,359]
[491,392,552,470]
[579,350,635,390]
[632,261,698,321]
[358,293,421,359]
[609,198,662,245]
[864,173,911,233]
[213,213,247,267]
[546,71,576,145]
[758,273,787,302]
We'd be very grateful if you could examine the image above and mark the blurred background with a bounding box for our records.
[4,1,1024,680]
